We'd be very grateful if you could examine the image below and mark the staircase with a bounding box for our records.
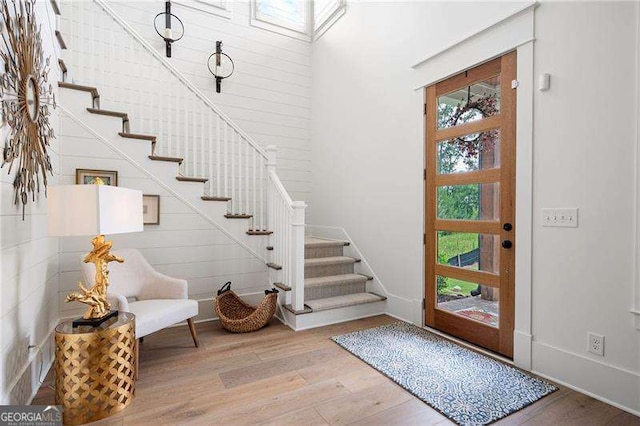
[279,237,386,329]
[55,0,387,330]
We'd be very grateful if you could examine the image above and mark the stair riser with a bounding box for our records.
[305,262,354,278]
[305,245,344,259]
[305,281,366,301]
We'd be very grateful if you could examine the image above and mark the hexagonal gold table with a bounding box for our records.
[55,312,136,425]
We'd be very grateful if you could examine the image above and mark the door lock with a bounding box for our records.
[503,223,513,231]
[501,240,513,249]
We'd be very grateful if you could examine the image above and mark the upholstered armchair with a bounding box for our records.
[81,248,199,347]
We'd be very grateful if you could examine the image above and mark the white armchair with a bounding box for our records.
[81,248,199,347]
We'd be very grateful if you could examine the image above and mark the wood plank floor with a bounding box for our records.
[33,315,640,425]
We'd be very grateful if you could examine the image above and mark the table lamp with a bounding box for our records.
[48,181,143,327]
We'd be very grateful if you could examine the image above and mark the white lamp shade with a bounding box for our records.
[48,185,144,237]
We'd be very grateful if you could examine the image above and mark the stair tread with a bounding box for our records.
[225,214,252,219]
[273,282,290,291]
[87,108,128,119]
[267,262,282,270]
[305,256,360,267]
[55,30,67,49]
[283,304,313,315]
[118,132,156,141]
[304,292,386,312]
[58,81,99,97]
[305,236,349,248]
[50,0,61,15]
[202,196,232,202]
[247,230,273,235]
[176,176,208,183]
[149,155,183,163]
[305,274,369,288]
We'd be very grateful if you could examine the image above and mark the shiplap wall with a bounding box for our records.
[62,0,312,206]
[57,112,269,321]
[0,1,61,404]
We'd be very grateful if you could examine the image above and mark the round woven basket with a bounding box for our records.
[214,282,279,333]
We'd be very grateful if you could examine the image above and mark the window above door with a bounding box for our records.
[250,0,346,41]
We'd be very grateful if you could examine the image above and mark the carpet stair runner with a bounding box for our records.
[284,237,386,314]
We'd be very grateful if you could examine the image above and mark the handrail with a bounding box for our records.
[93,0,268,160]
[269,170,293,206]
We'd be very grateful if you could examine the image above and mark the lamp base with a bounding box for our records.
[72,310,119,328]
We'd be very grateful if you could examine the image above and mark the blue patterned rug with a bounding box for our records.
[332,322,557,425]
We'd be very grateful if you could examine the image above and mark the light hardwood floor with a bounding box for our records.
[34,315,640,425]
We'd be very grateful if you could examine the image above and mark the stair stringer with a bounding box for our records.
[58,93,269,263]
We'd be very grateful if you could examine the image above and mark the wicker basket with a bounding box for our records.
[214,282,279,333]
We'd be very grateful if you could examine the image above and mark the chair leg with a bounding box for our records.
[187,318,199,348]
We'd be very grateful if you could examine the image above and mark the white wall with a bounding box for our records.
[65,0,312,205]
[310,0,640,414]
[0,0,61,404]
[57,112,269,322]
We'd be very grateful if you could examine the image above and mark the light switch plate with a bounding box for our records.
[542,208,578,227]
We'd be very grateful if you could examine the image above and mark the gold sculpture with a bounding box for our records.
[67,234,124,320]
[1,0,57,218]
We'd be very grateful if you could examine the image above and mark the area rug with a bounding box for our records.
[455,309,499,327]
[332,322,557,425]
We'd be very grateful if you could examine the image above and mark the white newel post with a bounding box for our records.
[266,145,277,172]
[291,201,306,311]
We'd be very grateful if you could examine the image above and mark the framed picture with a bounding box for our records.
[75,169,118,186]
[142,195,160,225]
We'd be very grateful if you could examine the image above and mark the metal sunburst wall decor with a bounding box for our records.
[1,0,56,218]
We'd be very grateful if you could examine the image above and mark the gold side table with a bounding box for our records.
[55,312,137,425]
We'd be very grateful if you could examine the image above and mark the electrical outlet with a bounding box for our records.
[542,208,578,228]
[588,332,605,356]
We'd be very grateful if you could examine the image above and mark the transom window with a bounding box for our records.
[251,0,345,41]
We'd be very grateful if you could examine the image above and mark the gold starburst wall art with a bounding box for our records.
[1,0,56,218]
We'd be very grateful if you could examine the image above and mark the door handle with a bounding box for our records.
[503,223,513,231]
[502,240,513,249]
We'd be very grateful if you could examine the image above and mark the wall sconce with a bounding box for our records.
[154,1,184,58]
[207,41,234,93]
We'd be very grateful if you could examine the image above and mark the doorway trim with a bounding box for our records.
[412,5,536,370]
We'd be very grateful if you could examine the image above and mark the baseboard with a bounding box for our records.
[532,340,640,415]
[3,323,57,405]
[27,357,55,405]
[513,329,532,370]
[383,293,418,325]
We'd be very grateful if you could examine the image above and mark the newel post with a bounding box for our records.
[291,200,306,312]
[266,145,277,173]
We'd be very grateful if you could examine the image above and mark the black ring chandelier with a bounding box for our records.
[207,41,234,93]
[154,1,184,58]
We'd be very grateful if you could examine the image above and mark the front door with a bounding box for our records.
[424,52,516,358]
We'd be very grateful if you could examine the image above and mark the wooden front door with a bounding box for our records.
[424,52,516,358]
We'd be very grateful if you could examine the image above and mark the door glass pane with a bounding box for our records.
[437,183,499,221]
[437,231,499,274]
[437,130,500,174]
[437,276,500,328]
[437,75,501,129]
